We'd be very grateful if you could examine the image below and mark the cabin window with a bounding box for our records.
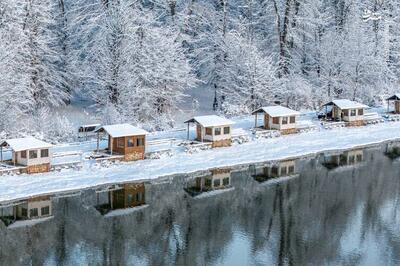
[282,117,288,125]
[41,149,49,158]
[272,117,280,124]
[30,208,38,218]
[358,109,363,115]
[223,126,230,135]
[127,194,134,205]
[343,110,349,116]
[29,150,38,159]
[127,138,134,147]
[288,165,295,174]
[117,138,124,148]
[205,128,212,136]
[21,208,28,217]
[271,166,279,176]
[214,128,221,136]
[281,166,288,175]
[205,178,212,187]
[349,155,355,164]
[356,154,363,162]
[136,192,143,202]
[137,137,144,146]
[290,116,296,124]
[213,179,221,187]
[223,177,229,186]
[350,109,356,116]
[21,151,27,159]
[41,206,50,216]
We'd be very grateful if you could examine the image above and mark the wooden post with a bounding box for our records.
[187,123,190,140]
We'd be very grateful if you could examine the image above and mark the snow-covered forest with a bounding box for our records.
[0,0,399,137]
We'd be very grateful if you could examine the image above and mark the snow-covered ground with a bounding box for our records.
[1,113,400,204]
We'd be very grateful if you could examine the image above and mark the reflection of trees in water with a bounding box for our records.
[1,146,400,265]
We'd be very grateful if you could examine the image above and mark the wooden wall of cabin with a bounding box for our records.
[109,135,146,160]
[395,101,400,113]
[264,114,270,129]
[196,125,202,141]
[112,183,145,208]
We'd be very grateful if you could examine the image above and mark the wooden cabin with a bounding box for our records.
[386,94,400,114]
[95,183,146,216]
[251,160,297,183]
[0,137,53,174]
[185,169,231,197]
[94,124,148,161]
[321,149,363,169]
[322,99,368,125]
[15,196,53,220]
[184,115,235,148]
[252,106,300,134]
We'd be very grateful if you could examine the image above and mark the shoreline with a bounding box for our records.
[0,128,398,206]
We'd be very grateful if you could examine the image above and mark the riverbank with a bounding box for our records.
[1,120,400,204]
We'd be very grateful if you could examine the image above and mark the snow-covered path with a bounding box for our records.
[1,121,400,203]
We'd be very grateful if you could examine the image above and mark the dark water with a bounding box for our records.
[1,143,400,266]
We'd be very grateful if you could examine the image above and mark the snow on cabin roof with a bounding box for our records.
[0,137,53,152]
[94,124,148,138]
[252,106,300,117]
[324,99,368,109]
[387,94,400,101]
[184,115,235,127]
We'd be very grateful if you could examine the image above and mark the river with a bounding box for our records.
[1,142,400,265]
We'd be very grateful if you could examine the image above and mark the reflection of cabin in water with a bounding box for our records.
[385,142,400,159]
[0,196,53,227]
[95,183,146,216]
[185,169,231,197]
[184,115,235,148]
[321,149,364,169]
[321,99,368,125]
[94,124,148,161]
[386,94,400,114]
[252,106,300,134]
[250,160,297,183]
[0,137,53,174]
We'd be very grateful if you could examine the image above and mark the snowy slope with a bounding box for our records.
[1,120,400,203]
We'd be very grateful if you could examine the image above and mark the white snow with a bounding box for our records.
[1,116,400,203]
[7,216,54,229]
[192,187,235,199]
[185,115,235,127]
[103,204,149,218]
[327,99,369,109]
[94,123,148,137]
[0,137,53,152]
[253,106,300,117]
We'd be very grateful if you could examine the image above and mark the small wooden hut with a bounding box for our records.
[15,196,53,220]
[322,99,368,125]
[184,115,235,148]
[0,137,53,174]
[95,183,146,215]
[386,94,400,113]
[94,124,148,161]
[252,106,300,134]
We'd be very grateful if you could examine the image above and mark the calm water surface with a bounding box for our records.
[1,143,400,266]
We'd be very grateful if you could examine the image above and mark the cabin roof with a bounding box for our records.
[0,137,53,152]
[94,124,148,138]
[252,106,300,117]
[323,99,368,109]
[184,115,235,127]
[386,94,400,101]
